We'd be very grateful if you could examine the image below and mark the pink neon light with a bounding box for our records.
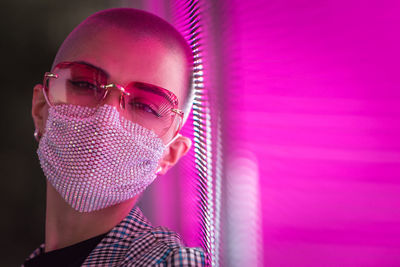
[225,0,400,266]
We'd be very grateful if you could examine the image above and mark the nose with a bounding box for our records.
[102,85,124,109]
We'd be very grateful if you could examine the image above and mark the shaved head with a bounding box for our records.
[31,8,196,207]
[53,8,194,120]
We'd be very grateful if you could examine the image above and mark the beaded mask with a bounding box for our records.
[37,104,166,212]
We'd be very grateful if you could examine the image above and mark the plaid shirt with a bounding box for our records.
[22,207,207,266]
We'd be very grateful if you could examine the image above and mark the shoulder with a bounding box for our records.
[163,245,206,266]
[85,207,208,266]
[84,224,207,266]
[127,225,207,266]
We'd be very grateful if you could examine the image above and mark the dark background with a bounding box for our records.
[0,1,147,265]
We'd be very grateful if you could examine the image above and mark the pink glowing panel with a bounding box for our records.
[137,0,209,260]
[224,0,400,266]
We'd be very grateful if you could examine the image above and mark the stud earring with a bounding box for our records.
[155,166,162,175]
[34,129,41,141]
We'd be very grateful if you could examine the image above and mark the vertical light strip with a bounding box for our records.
[226,152,264,267]
[213,116,223,267]
[172,1,215,265]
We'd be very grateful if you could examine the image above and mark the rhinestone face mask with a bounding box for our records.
[37,104,166,212]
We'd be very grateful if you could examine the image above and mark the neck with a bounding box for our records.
[45,181,138,252]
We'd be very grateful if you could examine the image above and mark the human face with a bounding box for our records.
[50,26,189,143]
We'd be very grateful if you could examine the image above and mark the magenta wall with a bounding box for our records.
[223,0,400,266]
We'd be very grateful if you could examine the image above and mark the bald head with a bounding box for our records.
[53,8,194,120]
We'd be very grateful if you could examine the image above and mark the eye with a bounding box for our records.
[128,101,161,117]
[68,80,100,92]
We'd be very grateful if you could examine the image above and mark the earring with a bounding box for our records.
[155,166,162,175]
[34,129,41,141]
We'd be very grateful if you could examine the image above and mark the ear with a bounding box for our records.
[32,84,49,136]
[157,135,192,175]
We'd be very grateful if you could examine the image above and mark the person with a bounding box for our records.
[22,7,206,267]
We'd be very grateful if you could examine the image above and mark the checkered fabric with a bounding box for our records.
[22,207,207,266]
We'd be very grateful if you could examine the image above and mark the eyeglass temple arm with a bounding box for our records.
[45,72,58,78]
[171,108,184,116]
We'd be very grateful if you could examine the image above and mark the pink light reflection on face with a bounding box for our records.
[52,25,189,144]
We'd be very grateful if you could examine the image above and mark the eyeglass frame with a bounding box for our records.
[41,61,185,139]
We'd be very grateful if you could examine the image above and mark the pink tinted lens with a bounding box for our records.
[46,62,107,107]
[122,82,180,136]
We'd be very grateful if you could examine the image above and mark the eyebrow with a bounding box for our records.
[133,82,177,105]
[74,60,110,78]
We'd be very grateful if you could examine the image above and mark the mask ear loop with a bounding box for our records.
[165,133,182,147]
[155,133,182,175]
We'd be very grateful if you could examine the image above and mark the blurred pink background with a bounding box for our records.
[221,0,400,266]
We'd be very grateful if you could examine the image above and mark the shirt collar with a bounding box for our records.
[103,206,153,241]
